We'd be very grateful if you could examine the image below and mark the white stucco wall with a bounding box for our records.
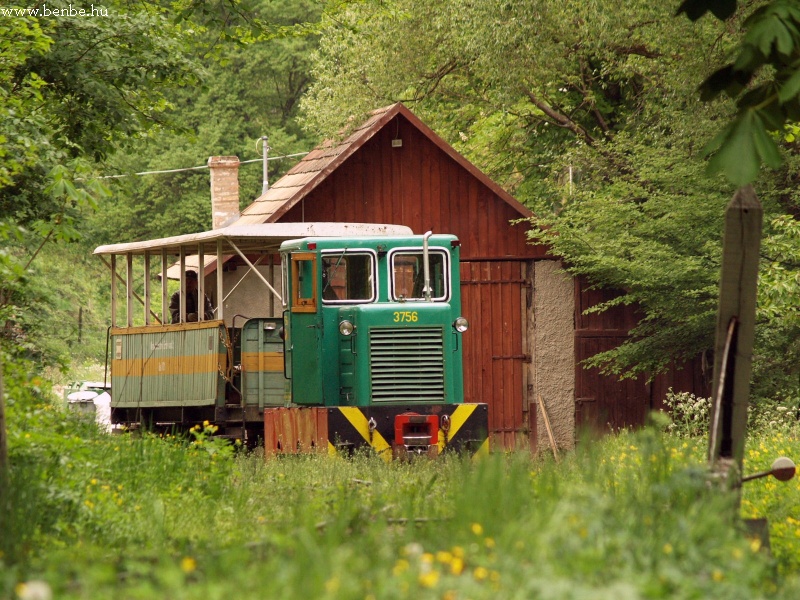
[206,261,283,327]
[532,260,575,450]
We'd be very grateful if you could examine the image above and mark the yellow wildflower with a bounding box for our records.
[662,543,673,555]
[418,570,440,588]
[471,523,483,536]
[474,566,489,581]
[180,557,196,573]
[712,569,724,582]
[450,557,464,576]
[436,551,453,564]
[393,559,409,576]
[324,577,340,593]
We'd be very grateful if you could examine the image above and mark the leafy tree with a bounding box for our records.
[0,16,51,189]
[1,1,202,227]
[0,1,204,367]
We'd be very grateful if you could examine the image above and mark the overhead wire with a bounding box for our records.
[95,151,310,180]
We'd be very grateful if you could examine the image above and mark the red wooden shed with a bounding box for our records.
[220,103,707,450]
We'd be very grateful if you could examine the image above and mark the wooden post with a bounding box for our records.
[538,395,559,462]
[708,185,762,483]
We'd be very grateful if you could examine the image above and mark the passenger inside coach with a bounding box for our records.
[170,270,214,323]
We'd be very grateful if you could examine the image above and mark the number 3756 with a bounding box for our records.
[393,311,418,322]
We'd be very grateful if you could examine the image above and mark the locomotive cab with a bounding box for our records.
[276,234,488,458]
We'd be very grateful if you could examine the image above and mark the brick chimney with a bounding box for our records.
[208,156,241,229]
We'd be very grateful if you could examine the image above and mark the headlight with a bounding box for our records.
[453,316,469,333]
[339,320,355,336]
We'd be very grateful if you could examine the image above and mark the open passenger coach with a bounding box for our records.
[93,223,489,459]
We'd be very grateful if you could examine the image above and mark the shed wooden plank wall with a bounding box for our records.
[460,261,528,449]
[574,278,710,435]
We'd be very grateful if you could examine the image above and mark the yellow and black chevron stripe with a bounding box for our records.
[326,404,489,462]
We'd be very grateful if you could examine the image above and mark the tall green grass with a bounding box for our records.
[3,391,800,598]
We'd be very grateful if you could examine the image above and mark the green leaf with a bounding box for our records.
[733,44,766,72]
[699,65,752,101]
[751,113,783,168]
[704,111,761,186]
[774,21,795,55]
[778,68,800,103]
[751,94,786,130]
[745,14,796,57]
[676,0,737,22]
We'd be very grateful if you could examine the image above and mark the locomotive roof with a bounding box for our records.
[93,222,414,256]
[280,233,457,250]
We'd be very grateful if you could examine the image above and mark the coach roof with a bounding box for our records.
[93,222,414,257]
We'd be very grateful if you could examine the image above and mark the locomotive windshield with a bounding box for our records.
[321,251,376,303]
[390,249,449,301]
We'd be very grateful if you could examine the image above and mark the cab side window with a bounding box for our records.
[321,253,375,303]
[391,251,448,301]
[291,252,317,313]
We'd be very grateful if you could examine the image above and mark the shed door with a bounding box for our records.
[574,335,650,434]
[460,261,531,449]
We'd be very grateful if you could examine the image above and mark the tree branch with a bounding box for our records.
[578,59,611,135]
[524,90,596,145]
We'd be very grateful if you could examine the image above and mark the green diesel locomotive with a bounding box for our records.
[94,223,489,459]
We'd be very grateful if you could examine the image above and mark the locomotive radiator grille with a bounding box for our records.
[369,327,445,402]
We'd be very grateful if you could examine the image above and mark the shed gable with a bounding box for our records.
[278,113,547,260]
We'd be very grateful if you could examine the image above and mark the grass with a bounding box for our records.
[741,426,800,576]
[3,382,800,599]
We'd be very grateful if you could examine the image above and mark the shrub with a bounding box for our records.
[662,389,711,438]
